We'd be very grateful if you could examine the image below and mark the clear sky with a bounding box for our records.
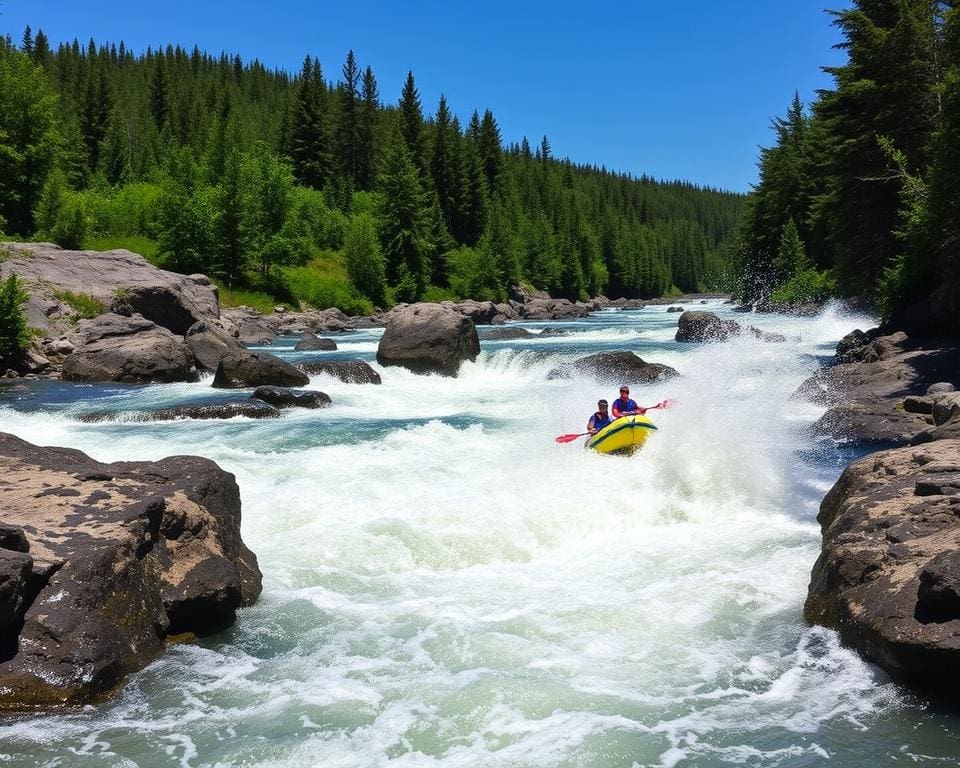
[0,1,851,193]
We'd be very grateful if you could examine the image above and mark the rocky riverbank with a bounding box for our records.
[797,323,960,691]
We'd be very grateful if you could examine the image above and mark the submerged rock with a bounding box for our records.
[675,311,742,342]
[0,433,261,709]
[547,351,679,383]
[76,400,281,422]
[298,360,382,384]
[293,332,337,351]
[250,386,331,409]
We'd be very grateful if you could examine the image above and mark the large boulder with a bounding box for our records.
[212,351,309,389]
[0,243,219,335]
[675,311,742,342]
[548,351,679,383]
[805,439,960,689]
[0,433,262,708]
[376,303,479,376]
[519,298,590,321]
[61,313,197,384]
[298,360,382,384]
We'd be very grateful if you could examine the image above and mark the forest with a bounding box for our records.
[737,0,960,319]
[0,29,743,314]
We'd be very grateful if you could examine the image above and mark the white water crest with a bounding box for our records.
[2,300,958,767]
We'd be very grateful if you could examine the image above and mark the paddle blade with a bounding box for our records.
[652,398,678,410]
[555,432,587,444]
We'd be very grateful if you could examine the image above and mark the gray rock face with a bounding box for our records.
[298,360,382,384]
[519,298,590,321]
[185,320,245,372]
[675,311,742,342]
[0,433,262,708]
[0,243,219,334]
[212,351,309,389]
[0,549,33,644]
[481,327,534,341]
[804,439,960,689]
[251,386,331,409]
[547,351,679,383]
[376,303,480,377]
[62,313,197,384]
[294,332,337,351]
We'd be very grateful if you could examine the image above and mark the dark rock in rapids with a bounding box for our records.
[298,360,382,384]
[212,351,309,389]
[0,432,261,709]
[251,386,331,409]
[76,400,282,422]
[547,351,679,383]
[675,311,742,342]
[376,303,479,377]
[293,332,337,351]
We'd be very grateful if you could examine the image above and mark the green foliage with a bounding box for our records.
[0,47,61,235]
[286,262,373,315]
[344,213,387,306]
[0,273,30,357]
[446,240,505,302]
[769,268,837,306]
[86,235,159,263]
[51,288,103,318]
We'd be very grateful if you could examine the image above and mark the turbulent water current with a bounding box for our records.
[2,300,960,767]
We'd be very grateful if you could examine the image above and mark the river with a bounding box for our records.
[2,300,959,767]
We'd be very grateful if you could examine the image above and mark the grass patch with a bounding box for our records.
[86,235,160,264]
[286,251,373,315]
[216,285,285,314]
[52,289,104,318]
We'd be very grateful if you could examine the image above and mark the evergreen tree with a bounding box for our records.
[21,26,33,56]
[337,50,361,185]
[149,56,168,131]
[773,218,810,282]
[398,70,424,169]
[378,128,431,298]
[357,65,379,190]
[430,95,457,233]
[81,63,113,176]
[32,29,50,67]
[291,56,331,189]
[478,108,502,192]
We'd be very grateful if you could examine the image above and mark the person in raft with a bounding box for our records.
[587,399,613,434]
[611,386,641,418]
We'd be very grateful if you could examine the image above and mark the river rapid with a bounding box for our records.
[2,300,960,767]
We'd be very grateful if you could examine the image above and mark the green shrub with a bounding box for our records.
[343,213,387,306]
[446,242,506,302]
[769,268,837,306]
[51,289,104,318]
[286,264,373,315]
[0,273,30,356]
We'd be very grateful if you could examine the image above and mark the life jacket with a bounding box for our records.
[592,411,613,430]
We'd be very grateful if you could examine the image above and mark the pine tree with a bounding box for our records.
[773,218,809,282]
[291,56,331,189]
[398,70,424,170]
[539,135,551,163]
[0,274,30,358]
[149,56,168,131]
[357,65,379,190]
[430,95,457,233]
[344,212,388,306]
[81,63,113,176]
[378,128,431,298]
[478,109,502,192]
[337,50,361,184]
[32,29,50,67]
[20,26,32,56]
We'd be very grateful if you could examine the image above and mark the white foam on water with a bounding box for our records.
[1,303,953,768]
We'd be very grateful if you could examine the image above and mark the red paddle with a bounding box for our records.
[554,399,677,443]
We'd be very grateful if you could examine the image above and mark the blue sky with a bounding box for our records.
[1,1,851,192]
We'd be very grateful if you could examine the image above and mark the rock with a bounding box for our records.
[0,432,261,708]
[904,396,935,415]
[836,329,877,363]
[237,322,274,346]
[538,327,569,337]
[251,386,331,409]
[675,311,742,342]
[481,327,534,341]
[62,313,197,384]
[0,243,219,335]
[376,303,479,377]
[547,351,679,383]
[293,332,337,351]
[443,299,499,325]
[185,319,245,371]
[805,439,960,689]
[76,400,282,422]
[929,382,956,395]
[298,360,382,384]
[21,349,50,374]
[520,298,590,321]
[0,549,33,642]
[0,525,29,553]
[212,351,309,389]
[932,393,960,427]
[811,400,929,446]
[666,306,684,313]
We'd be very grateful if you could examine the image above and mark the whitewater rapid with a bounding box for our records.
[2,301,958,767]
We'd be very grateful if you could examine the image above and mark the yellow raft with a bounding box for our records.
[586,414,657,455]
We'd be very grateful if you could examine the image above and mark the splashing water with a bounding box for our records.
[1,301,957,767]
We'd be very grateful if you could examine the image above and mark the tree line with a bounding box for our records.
[737,1,960,316]
[0,28,743,311]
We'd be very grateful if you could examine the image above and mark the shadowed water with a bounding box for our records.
[1,300,958,767]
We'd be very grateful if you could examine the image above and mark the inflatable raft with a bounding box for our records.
[586,414,657,455]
